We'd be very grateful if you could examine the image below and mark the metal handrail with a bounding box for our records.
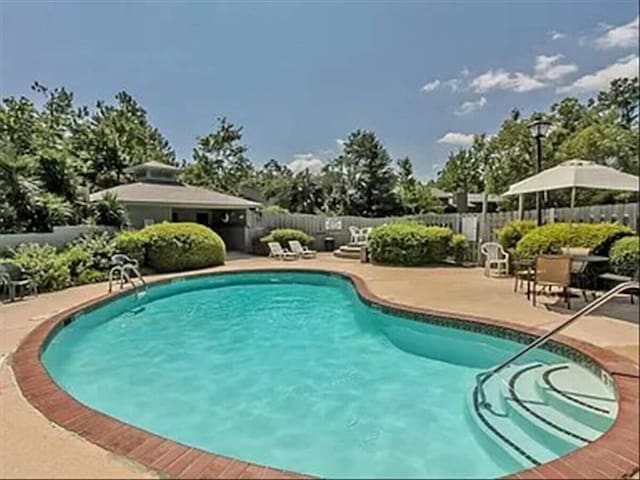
[108,263,147,293]
[476,280,639,409]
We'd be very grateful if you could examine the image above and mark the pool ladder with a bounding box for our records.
[108,254,147,294]
[475,280,639,410]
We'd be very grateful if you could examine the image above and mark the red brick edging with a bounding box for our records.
[11,268,640,479]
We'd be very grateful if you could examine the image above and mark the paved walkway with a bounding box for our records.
[1,254,638,478]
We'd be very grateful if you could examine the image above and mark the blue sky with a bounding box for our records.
[1,1,638,179]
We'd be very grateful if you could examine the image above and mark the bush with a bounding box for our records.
[260,229,314,249]
[497,220,537,251]
[610,236,639,277]
[114,230,148,266]
[69,232,116,272]
[450,234,469,264]
[139,222,226,273]
[10,244,71,292]
[515,223,633,260]
[368,222,454,266]
[92,192,128,228]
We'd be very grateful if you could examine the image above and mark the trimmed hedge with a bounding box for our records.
[496,220,537,251]
[260,229,314,249]
[139,222,226,273]
[368,222,454,266]
[515,222,633,260]
[114,230,148,266]
[610,236,639,277]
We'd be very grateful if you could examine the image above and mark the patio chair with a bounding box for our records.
[481,242,510,277]
[532,255,572,309]
[349,226,365,245]
[288,240,317,259]
[267,242,297,261]
[561,247,590,300]
[0,261,37,302]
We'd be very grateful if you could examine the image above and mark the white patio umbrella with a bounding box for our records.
[505,159,639,208]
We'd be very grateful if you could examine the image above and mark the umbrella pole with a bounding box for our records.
[571,187,576,223]
[518,194,524,220]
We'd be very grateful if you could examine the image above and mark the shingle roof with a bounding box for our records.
[90,182,261,209]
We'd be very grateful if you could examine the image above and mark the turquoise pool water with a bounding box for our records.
[43,271,567,478]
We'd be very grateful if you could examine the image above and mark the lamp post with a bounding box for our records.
[529,120,552,226]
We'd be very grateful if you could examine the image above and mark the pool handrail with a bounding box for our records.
[476,280,639,409]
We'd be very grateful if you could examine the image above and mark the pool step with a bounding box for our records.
[333,244,363,259]
[468,362,617,470]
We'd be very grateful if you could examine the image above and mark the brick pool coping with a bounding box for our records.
[11,268,640,479]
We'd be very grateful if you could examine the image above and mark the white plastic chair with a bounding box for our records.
[481,242,510,277]
[268,242,297,261]
[348,226,362,244]
[288,240,317,259]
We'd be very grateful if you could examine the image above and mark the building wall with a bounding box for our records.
[126,204,172,229]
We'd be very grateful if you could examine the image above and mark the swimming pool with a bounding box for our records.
[40,271,614,478]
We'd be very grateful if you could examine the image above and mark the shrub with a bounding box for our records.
[139,222,226,273]
[10,244,71,292]
[496,220,537,251]
[610,236,639,277]
[69,232,116,272]
[61,245,94,283]
[260,229,314,249]
[368,222,454,266]
[114,230,148,266]
[76,268,108,285]
[515,223,633,260]
[92,192,128,227]
[450,234,469,264]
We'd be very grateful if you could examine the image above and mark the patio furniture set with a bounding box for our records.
[481,242,636,308]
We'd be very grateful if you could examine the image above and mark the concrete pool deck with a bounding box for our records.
[1,253,638,478]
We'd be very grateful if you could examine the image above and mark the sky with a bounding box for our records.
[1,1,638,179]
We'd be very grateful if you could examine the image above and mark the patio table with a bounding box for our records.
[513,255,609,302]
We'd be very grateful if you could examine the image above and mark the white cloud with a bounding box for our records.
[557,55,639,94]
[287,153,324,174]
[421,79,440,92]
[550,30,566,40]
[454,96,487,116]
[460,67,471,77]
[595,16,639,49]
[470,69,547,93]
[335,138,345,148]
[534,54,578,81]
[444,78,462,92]
[437,132,475,147]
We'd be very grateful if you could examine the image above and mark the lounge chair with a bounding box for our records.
[288,240,317,259]
[481,242,509,277]
[0,261,37,302]
[532,255,572,308]
[268,242,297,261]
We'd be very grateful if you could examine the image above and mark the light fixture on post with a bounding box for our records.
[529,119,552,226]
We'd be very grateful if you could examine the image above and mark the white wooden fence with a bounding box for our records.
[250,203,638,260]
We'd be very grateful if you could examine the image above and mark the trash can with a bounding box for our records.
[360,246,369,263]
[324,236,335,252]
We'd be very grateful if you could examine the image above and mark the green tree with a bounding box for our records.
[286,169,325,214]
[325,130,399,216]
[182,117,254,194]
[395,157,441,213]
[596,77,639,128]
[83,91,176,189]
